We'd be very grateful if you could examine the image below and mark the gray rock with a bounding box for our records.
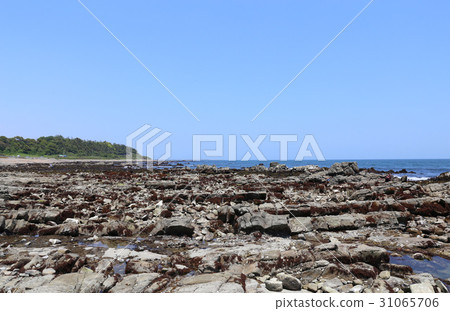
[379,271,391,279]
[15,275,55,292]
[410,282,435,293]
[349,285,364,293]
[237,212,290,235]
[328,162,359,176]
[42,268,56,275]
[322,285,338,293]
[30,271,106,293]
[110,273,159,293]
[176,281,224,293]
[323,277,343,289]
[349,244,389,267]
[152,217,194,236]
[217,282,245,293]
[288,217,313,233]
[277,273,302,290]
[265,279,283,292]
[175,272,231,293]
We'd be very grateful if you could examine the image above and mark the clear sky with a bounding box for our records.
[1,0,449,160]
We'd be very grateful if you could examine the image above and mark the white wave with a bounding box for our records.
[394,175,430,181]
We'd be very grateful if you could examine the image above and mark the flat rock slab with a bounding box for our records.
[110,273,160,293]
[29,271,105,293]
[102,248,167,261]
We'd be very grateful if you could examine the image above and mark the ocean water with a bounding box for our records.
[390,255,450,281]
[177,159,450,179]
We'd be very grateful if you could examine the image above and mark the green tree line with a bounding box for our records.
[0,135,137,159]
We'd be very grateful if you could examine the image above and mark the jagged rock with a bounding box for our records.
[328,162,359,176]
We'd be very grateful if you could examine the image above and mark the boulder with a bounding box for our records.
[349,244,389,267]
[237,212,290,235]
[276,273,302,290]
[150,217,194,236]
[164,217,194,236]
[265,279,283,292]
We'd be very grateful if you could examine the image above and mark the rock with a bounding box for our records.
[218,206,235,223]
[379,271,391,279]
[323,277,343,289]
[436,280,449,293]
[56,223,79,236]
[102,276,116,291]
[349,262,378,279]
[237,212,290,235]
[265,279,283,292]
[288,217,313,233]
[349,189,376,201]
[350,244,389,267]
[410,273,435,285]
[31,271,105,293]
[175,272,231,293]
[349,285,364,293]
[328,162,359,176]
[217,282,245,293]
[276,273,302,290]
[152,217,194,236]
[322,214,365,231]
[307,283,318,292]
[14,275,55,292]
[110,273,160,293]
[412,253,426,260]
[241,262,261,276]
[401,176,408,182]
[371,279,391,293]
[49,239,61,245]
[322,285,338,293]
[95,259,113,273]
[42,268,56,275]
[0,216,5,232]
[103,248,167,261]
[410,282,435,293]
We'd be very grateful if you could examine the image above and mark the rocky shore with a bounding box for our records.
[0,161,449,293]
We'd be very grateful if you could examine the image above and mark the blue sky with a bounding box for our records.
[1,0,449,160]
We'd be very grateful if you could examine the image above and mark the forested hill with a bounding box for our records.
[0,135,137,159]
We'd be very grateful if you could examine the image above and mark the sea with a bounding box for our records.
[174,159,450,180]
